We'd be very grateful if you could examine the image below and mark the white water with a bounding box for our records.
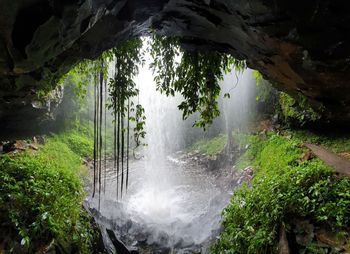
[126,55,187,227]
[87,53,257,253]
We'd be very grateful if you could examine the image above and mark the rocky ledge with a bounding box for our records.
[1,0,350,136]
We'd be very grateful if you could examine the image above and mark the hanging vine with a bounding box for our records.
[88,53,111,207]
[149,34,246,129]
[82,35,246,201]
[107,38,145,198]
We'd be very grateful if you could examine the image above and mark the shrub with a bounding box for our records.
[0,138,94,253]
[58,130,93,158]
[213,134,350,253]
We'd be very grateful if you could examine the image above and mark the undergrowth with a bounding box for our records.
[56,125,94,158]
[290,130,350,154]
[189,134,227,156]
[213,133,350,254]
[0,129,95,253]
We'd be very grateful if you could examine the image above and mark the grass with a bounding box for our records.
[55,127,94,158]
[212,133,350,254]
[188,134,227,156]
[0,128,95,253]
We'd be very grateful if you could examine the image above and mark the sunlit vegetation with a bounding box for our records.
[278,92,321,125]
[149,34,246,128]
[107,38,146,198]
[57,128,94,158]
[253,71,322,126]
[189,134,227,156]
[213,133,350,254]
[0,130,96,253]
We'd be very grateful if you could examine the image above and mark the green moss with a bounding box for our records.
[213,133,350,254]
[189,134,227,156]
[0,132,94,252]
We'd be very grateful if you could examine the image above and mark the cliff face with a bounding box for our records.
[1,0,350,135]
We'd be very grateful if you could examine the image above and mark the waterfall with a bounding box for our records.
[126,53,187,225]
[87,50,258,253]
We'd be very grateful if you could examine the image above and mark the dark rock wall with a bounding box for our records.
[1,0,350,136]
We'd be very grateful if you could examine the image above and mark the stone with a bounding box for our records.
[1,1,350,137]
[28,144,38,150]
[13,140,27,151]
[294,220,315,246]
[106,228,135,254]
[315,229,349,252]
[34,135,46,144]
[299,150,313,162]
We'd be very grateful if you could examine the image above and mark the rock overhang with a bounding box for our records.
[1,0,350,137]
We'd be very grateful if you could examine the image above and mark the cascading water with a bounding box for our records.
[220,69,257,132]
[87,54,257,253]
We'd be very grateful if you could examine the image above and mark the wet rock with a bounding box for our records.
[33,135,46,145]
[122,219,133,232]
[1,140,26,152]
[3,0,350,136]
[134,230,149,243]
[157,231,170,247]
[167,234,195,250]
[90,217,108,254]
[14,140,28,150]
[234,166,254,185]
[107,228,137,254]
[294,220,315,246]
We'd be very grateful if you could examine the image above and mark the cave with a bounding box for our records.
[1,1,350,254]
[1,0,350,137]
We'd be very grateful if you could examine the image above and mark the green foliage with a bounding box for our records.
[213,133,350,254]
[133,104,146,148]
[279,92,320,125]
[189,134,227,156]
[60,51,113,123]
[252,70,263,86]
[109,38,144,102]
[54,129,94,158]
[252,71,324,127]
[234,134,261,170]
[253,71,276,103]
[149,34,246,128]
[0,136,94,253]
[109,38,147,149]
[290,130,350,154]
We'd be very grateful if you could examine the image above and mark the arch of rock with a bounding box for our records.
[1,0,350,136]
